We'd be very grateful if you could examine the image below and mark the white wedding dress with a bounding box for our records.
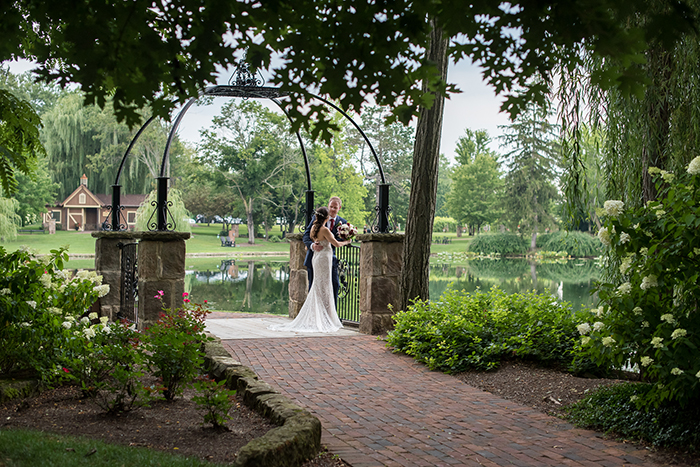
[269,240,343,333]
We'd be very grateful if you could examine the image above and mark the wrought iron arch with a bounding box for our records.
[105,61,395,233]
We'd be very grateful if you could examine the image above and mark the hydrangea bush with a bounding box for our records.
[0,246,109,380]
[581,157,700,408]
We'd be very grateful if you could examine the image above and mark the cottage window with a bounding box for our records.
[127,211,137,224]
[51,211,61,222]
[79,193,86,204]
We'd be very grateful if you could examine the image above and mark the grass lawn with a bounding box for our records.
[0,428,224,467]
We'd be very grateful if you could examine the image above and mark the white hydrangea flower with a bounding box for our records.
[48,307,62,315]
[696,370,700,379]
[102,325,111,335]
[62,321,72,329]
[65,315,76,322]
[602,336,616,347]
[655,210,666,218]
[55,269,69,281]
[0,288,10,295]
[83,327,96,339]
[593,321,605,332]
[604,200,625,217]
[39,274,52,288]
[641,321,649,328]
[640,247,648,257]
[617,282,632,295]
[76,270,90,280]
[633,307,642,315]
[660,314,676,325]
[671,328,687,339]
[100,316,109,325]
[26,300,37,309]
[577,323,591,335]
[687,156,700,175]
[671,368,684,376]
[640,275,658,290]
[660,171,675,183]
[94,284,110,298]
[640,356,653,367]
[88,312,98,320]
[620,256,634,274]
[80,316,90,325]
[651,337,664,348]
[619,232,631,244]
[630,395,639,402]
[597,227,612,247]
[581,336,591,345]
[648,167,662,175]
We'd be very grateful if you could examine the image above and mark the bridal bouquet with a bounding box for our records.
[338,223,358,240]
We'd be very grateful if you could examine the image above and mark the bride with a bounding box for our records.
[270,206,350,333]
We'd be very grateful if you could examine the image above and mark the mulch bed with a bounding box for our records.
[0,379,348,467]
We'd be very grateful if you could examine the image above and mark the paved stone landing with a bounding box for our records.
[210,316,661,467]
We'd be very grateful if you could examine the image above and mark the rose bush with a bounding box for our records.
[580,158,700,408]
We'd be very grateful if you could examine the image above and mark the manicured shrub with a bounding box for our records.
[387,286,590,373]
[536,230,603,257]
[433,217,457,233]
[467,233,528,256]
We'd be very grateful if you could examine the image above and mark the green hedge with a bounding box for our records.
[566,383,700,451]
[536,231,603,257]
[387,287,588,373]
[467,233,528,256]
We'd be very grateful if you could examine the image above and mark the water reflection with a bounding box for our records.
[185,258,600,314]
[185,260,290,315]
[429,258,600,311]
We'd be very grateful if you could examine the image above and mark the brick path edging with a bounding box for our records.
[203,337,322,467]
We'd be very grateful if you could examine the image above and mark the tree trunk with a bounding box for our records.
[398,19,449,311]
[246,200,255,244]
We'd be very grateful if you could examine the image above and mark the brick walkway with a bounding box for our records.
[220,333,661,467]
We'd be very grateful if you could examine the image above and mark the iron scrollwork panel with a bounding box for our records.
[117,242,138,325]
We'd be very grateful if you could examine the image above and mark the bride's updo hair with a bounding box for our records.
[311,206,329,240]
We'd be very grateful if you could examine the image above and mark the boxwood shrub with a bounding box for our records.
[387,286,589,373]
[467,233,528,256]
[536,230,603,257]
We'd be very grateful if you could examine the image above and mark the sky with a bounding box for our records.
[8,57,512,161]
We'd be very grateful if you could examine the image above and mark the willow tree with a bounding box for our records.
[560,14,700,214]
[42,92,170,200]
[0,196,20,241]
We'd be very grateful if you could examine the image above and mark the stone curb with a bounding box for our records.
[203,337,322,467]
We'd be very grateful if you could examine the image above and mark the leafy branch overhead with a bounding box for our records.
[3,0,696,140]
[0,89,44,195]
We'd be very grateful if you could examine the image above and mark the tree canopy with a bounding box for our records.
[4,0,696,135]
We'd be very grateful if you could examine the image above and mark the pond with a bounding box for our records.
[185,257,600,314]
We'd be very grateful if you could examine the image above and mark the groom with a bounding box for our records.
[302,196,346,306]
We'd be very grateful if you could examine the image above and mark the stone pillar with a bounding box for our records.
[137,231,190,330]
[286,233,309,318]
[356,233,404,335]
[92,231,141,320]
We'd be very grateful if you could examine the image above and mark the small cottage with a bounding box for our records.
[44,174,148,231]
